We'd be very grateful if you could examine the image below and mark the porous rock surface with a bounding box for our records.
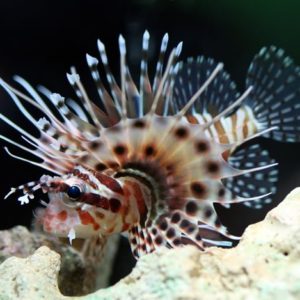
[0,226,119,296]
[1,188,300,300]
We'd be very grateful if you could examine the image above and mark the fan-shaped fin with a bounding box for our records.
[246,46,300,142]
[173,56,240,116]
[223,144,278,209]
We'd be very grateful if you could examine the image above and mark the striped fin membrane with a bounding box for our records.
[223,144,278,209]
[246,46,300,142]
[173,56,240,116]
[0,32,296,258]
[171,54,280,211]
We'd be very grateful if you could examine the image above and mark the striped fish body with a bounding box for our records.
[186,106,259,145]
[1,32,300,258]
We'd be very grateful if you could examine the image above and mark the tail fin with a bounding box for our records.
[246,46,300,142]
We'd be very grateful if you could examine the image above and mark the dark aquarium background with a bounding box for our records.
[0,0,299,283]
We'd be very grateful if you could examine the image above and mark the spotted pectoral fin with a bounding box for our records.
[196,222,234,247]
[161,210,236,250]
[173,56,240,116]
[128,225,158,259]
[222,144,278,209]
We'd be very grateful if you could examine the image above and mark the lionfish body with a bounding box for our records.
[1,31,300,258]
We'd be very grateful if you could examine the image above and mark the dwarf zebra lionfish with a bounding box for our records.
[1,31,299,258]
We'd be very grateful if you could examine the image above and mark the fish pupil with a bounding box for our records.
[67,185,82,200]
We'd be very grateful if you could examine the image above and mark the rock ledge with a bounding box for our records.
[1,188,300,300]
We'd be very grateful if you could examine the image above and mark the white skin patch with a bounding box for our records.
[67,227,76,244]
[18,194,31,205]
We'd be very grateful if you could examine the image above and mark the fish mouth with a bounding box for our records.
[42,192,78,235]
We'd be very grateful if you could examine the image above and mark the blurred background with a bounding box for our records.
[0,0,299,284]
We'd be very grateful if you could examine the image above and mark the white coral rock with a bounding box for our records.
[2,188,300,299]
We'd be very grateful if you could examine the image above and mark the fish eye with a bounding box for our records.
[67,185,82,200]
